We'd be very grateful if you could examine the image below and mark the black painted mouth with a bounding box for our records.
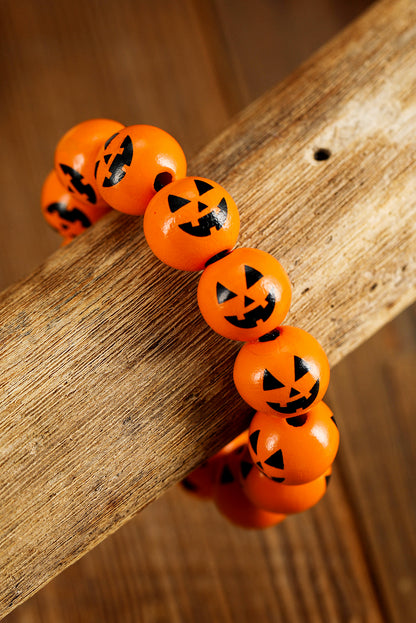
[266,379,320,414]
[224,292,276,329]
[179,197,228,237]
[102,134,133,188]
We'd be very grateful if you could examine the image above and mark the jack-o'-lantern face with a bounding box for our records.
[233,325,330,416]
[95,124,187,216]
[46,199,92,238]
[144,176,240,271]
[54,119,125,209]
[247,403,339,485]
[262,353,320,415]
[96,132,133,188]
[167,179,228,238]
[197,247,291,341]
[217,265,276,329]
[41,171,111,239]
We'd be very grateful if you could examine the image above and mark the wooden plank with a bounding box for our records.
[0,0,414,616]
[4,477,384,623]
[329,306,416,622]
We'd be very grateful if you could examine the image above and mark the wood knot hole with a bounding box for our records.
[314,148,331,161]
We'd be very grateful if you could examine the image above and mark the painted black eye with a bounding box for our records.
[294,356,309,381]
[216,282,237,304]
[263,369,285,391]
[244,265,263,288]
[167,194,190,213]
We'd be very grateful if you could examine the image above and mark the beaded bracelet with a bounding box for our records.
[41,119,339,530]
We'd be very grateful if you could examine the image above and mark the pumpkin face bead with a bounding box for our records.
[41,170,112,240]
[95,125,187,216]
[55,119,124,208]
[233,326,330,417]
[241,457,330,514]
[181,461,216,499]
[248,402,339,485]
[143,177,240,271]
[198,247,291,341]
[180,430,249,499]
[213,448,286,529]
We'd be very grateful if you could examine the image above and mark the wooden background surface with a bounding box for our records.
[0,1,415,622]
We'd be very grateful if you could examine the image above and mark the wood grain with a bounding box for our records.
[1,0,415,619]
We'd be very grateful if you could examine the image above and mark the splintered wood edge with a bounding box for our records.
[0,0,415,616]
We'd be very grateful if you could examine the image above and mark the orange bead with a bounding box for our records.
[198,248,291,340]
[143,177,239,270]
[95,125,187,215]
[213,449,286,529]
[233,326,330,416]
[41,170,112,239]
[180,431,249,499]
[248,402,339,484]
[55,119,124,208]
[241,456,330,514]
[181,461,216,499]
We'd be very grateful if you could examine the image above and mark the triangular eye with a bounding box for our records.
[194,179,214,195]
[244,265,263,289]
[240,461,253,480]
[220,464,234,484]
[249,430,260,454]
[263,369,285,391]
[216,282,237,304]
[294,355,310,381]
[168,194,191,213]
[264,449,284,470]
[217,197,227,211]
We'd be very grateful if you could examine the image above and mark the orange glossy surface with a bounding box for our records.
[233,326,330,416]
[144,177,239,270]
[242,460,330,514]
[41,170,112,239]
[95,125,187,215]
[55,119,124,208]
[213,449,286,529]
[248,402,339,484]
[198,247,291,340]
